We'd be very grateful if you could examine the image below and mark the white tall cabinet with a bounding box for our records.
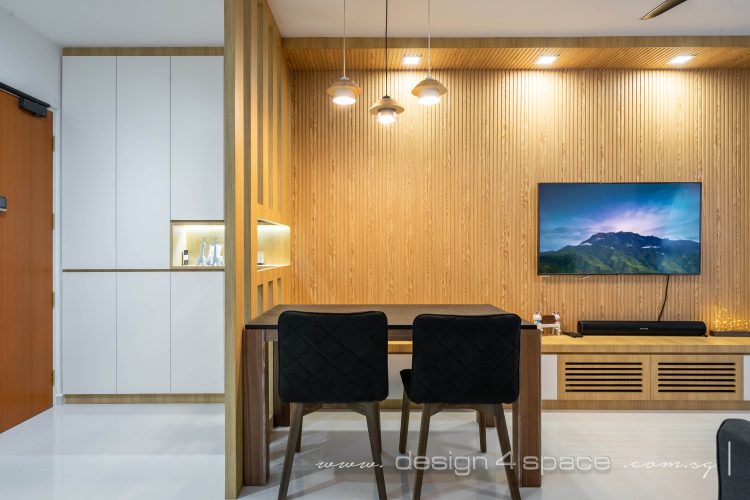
[171,272,225,393]
[61,273,117,394]
[61,55,224,396]
[61,57,117,269]
[116,57,171,269]
[116,273,172,393]
[171,56,224,221]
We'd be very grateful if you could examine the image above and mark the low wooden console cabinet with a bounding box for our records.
[541,336,750,410]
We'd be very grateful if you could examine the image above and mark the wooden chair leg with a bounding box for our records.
[278,403,304,500]
[494,405,521,500]
[399,389,410,454]
[374,401,382,455]
[477,410,487,453]
[295,414,302,453]
[364,403,388,500]
[413,403,433,500]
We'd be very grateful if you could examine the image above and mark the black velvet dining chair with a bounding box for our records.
[717,418,750,500]
[277,310,389,500]
[398,313,522,500]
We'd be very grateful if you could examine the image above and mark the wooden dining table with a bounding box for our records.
[243,304,542,489]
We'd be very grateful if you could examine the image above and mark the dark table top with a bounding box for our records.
[245,304,536,330]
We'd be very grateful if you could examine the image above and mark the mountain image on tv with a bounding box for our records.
[538,183,702,275]
[539,231,700,274]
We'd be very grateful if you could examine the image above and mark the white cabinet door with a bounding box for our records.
[116,57,171,269]
[116,272,171,393]
[62,272,117,394]
[171,272,224,393]
[170,56,224,221]
[541,354,558,401]
[61,57,117,269]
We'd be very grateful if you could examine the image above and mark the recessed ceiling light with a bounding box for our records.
[402,55,422,65]
[535,55,559,65]
[668,54,695,65]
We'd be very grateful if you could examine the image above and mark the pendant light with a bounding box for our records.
[327,0,361,106]
[411,0,447,105]
[369,0,404,124]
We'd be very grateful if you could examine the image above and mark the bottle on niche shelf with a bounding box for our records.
[197,238,207,266]
[182,249,189,266]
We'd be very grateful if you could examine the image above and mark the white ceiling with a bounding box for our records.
[0,0,223,46]
[0,0,748,47]
[269,0,750,38]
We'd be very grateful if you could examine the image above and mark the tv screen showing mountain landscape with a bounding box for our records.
[538,183,701,275]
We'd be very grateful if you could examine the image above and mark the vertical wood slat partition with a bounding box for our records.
[290,69,750,330]
[225,0,291,496]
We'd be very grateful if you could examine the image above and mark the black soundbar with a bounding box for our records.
[577,320,706,336]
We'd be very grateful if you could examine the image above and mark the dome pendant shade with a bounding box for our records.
[327,76,361,106]
[412,77,447,105]
[369,95,404,125]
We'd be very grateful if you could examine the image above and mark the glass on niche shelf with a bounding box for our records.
[257,219,290,270]
[171,221,225,269]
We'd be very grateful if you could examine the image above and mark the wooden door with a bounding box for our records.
[0,90,53,433]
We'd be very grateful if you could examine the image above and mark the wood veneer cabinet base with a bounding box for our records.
[64,394,225,404]
[379,399,750,411]
[544,336,749,410]
[390,337,750,410]
[543,400,750,411]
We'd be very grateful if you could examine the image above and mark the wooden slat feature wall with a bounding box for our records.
[286,47,750,71]
[283,37,750,71]
[223,0,245,496]
[290,69,750,333]
[225,0,292,497]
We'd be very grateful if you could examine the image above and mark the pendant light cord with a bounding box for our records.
[342,0,347,78]
[427,0,432,77]
[384,0,389,96]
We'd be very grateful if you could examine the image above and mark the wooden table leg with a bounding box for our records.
[243,329,269,486]
[517,329,542,487]
[273,344,290,427]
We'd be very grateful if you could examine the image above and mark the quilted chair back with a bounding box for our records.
[278,311,389,404]
[409,314,521,404]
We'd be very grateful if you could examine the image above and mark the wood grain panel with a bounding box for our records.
[286,47,750,71]
[558,354,651,400]
[542,335,750,354]
[290,69,750,335]
[650,354,743,400]
[283,37,750,70]
[63,47,223,56]
[543,399,750,410]
[225,0,292,495]
[284,36,750,50]
[64,393,224,404]
[384,398,750,411]
[223,0,246,495]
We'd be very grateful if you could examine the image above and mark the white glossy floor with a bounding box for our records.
[0,404,224,500]
[0,404,744,499]
[244,410,741,500]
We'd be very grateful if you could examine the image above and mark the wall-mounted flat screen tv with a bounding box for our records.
[538,182,702,275]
